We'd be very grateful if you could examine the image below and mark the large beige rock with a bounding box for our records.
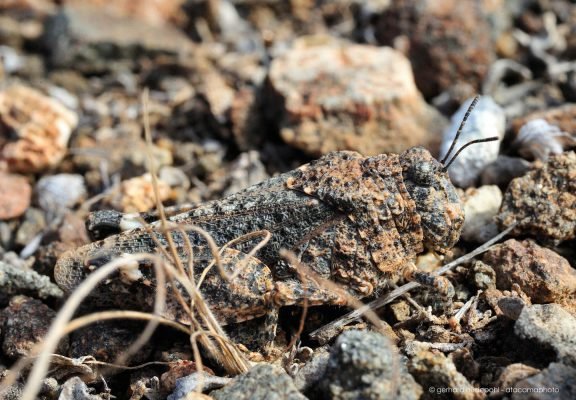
[268,41,445,156]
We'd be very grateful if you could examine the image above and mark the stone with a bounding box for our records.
[373,0,496,98]
[461,185,502,243]
[513,119,575,162]
[43,3,193,68]
[0,172,31,220]
[108,173,174,213]
[495,363,540,392]
[512,362,576,400]
[293,350,329,393]
[210,364,306,400]
[0,85,77,173]
[69,321,152,364]
[480,155,532,187]
[483,239,576,305]
[58,376,105,400]
[14,208,46,248]
[498,152,576,243]
[35,174,86,219]
[268,41,445,156]
[498,297,527,320]
[167,372,230,400]
[160,360,210,393]
[440,96,505,188]
[514,304,576,367]
[511,103,576,138]
[407,342,481,400]
[321,330,421,400]
[0,260,63,305]
[0,295,67,360]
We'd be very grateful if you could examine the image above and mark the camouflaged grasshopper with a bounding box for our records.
[55,97,497,328]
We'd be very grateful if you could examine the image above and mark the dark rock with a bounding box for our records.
[321,330,421,400]
[498,297,526,320]
[210,364,306,400]
[293,349,329,393]
[480,155,532,187]
[69,321,152,365]
[0,295,67,360]
[374,0,496,98]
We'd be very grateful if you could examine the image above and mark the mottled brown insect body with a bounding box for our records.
[55,146,464,326]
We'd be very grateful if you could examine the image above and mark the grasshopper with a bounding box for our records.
[55,98,496,330]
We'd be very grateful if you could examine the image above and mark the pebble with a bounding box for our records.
[461,185,503,243]
[43,3,193,70]
[58,376,104,400]
[513,119,574,161]
[0,295,67,360]
[14,208,46,248]
[0,45,23,74]
[514,304,576,367]
[0,260,63,304]
[0,85,78,173]
[321,330,421,400]
[472,260,497,290]
[511,362,576,400]
[373,0,496,98]
[69,321,152,365]
[35,174,86,220]
[439,96,505,188]
[407,342,481,400]
[480,155,532,187]
[293,350,329,393]
[210,364,306,400]
[167,372,230,400]
[71,136,173,188]
[483,239,576,306]
[498,297,527,320]
[495,363,540,392]
[0,172,32,220]
[223,151,269,196]
[110,173,174,213]
[511,103,576,138]
[268,42,445,156]
[161,361,208,393]
[498,151,576,243]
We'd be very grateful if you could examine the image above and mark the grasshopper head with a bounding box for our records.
[400,146,464,254]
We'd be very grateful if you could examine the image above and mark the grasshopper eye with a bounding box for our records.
[408,161,437,185]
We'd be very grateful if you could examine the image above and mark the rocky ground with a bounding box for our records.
[0,0,575,399]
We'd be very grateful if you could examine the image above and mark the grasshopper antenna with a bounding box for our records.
[441,136,500,171]
[440,95,480,165]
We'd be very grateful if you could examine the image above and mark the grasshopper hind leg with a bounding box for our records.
[403,262,455,309]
